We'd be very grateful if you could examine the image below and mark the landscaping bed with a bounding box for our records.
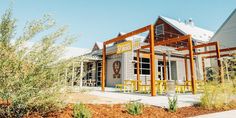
[24,104,236,118]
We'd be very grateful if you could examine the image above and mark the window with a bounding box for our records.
[155,24,164,35]
[134,57,150,75]
[96,61,102,85]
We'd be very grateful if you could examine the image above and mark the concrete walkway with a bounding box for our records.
[86,87,201,108]
[192,110,236,118]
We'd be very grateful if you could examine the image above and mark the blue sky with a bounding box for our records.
[0,0,235,49]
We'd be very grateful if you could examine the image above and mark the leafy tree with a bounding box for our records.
[0,9,75,117]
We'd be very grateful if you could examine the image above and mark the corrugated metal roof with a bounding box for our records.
[159,16,214,42]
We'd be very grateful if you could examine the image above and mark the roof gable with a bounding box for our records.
[159,16,214,42]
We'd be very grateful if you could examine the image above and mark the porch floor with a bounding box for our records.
[70,86,201,108]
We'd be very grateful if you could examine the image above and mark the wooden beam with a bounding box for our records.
[101,44,106,91]
[192,47,236,55]
[176,42,217,51]
[163,53,167,81]
[149,25,156,96]
[136,49,140,91]
[188,37,196,94]
[138,50,189,59]
[202,54,231,59]
[141,35,190,49]
[156,35,191,46]
[104,25,151,45]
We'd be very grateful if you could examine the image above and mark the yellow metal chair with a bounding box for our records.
[139,85,151,93]
[175,85,186,93]
[156,80,166,94]
[185,81,192,92]
[115,84,133,93]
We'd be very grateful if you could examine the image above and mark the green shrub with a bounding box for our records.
[73,103,91,118]
[0,8,75,117]
[125,101,144,115]
[168,95,178,112]
[200,80,235,109]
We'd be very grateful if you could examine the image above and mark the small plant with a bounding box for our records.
[125,101,144,115]
[73,103,91,118]
[168,95,178,112]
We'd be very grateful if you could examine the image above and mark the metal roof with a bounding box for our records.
[159,16,214,42]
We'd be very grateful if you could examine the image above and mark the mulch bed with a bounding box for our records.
[25,104,236,118]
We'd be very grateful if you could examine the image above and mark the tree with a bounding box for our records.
[0,9,75,117]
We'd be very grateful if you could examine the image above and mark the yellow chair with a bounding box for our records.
[185,81,192,92]
[156,80,166,94]
[139,85,151,93]
[115,84,133,93]
[176,85,186,93]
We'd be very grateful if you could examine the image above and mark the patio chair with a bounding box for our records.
[138,84,151,94]
[156,80,167,95]
[184,81,192,92]
[115,83,133,93]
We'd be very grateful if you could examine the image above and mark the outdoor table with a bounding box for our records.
[176,80,186,93]
[147,80,167,94]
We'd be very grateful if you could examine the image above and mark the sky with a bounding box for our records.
[0,0,235,49]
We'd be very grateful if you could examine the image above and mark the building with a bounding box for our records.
[210,9,236,67]
[211,9,236,49]
[77,16,214,88]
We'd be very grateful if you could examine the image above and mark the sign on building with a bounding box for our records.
[116,41,132,54]
[113,61,121,78]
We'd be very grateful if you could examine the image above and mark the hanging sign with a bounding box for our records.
[116,41,132,54]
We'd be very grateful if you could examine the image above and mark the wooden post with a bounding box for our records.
[188,37,196,94]
[163,53,167,81]
[102,44,106,91]
[149,25,156,96]
[184,56,188,81]
[215,41,224,83]
[202,57,207,81]
[136,49,140,91]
